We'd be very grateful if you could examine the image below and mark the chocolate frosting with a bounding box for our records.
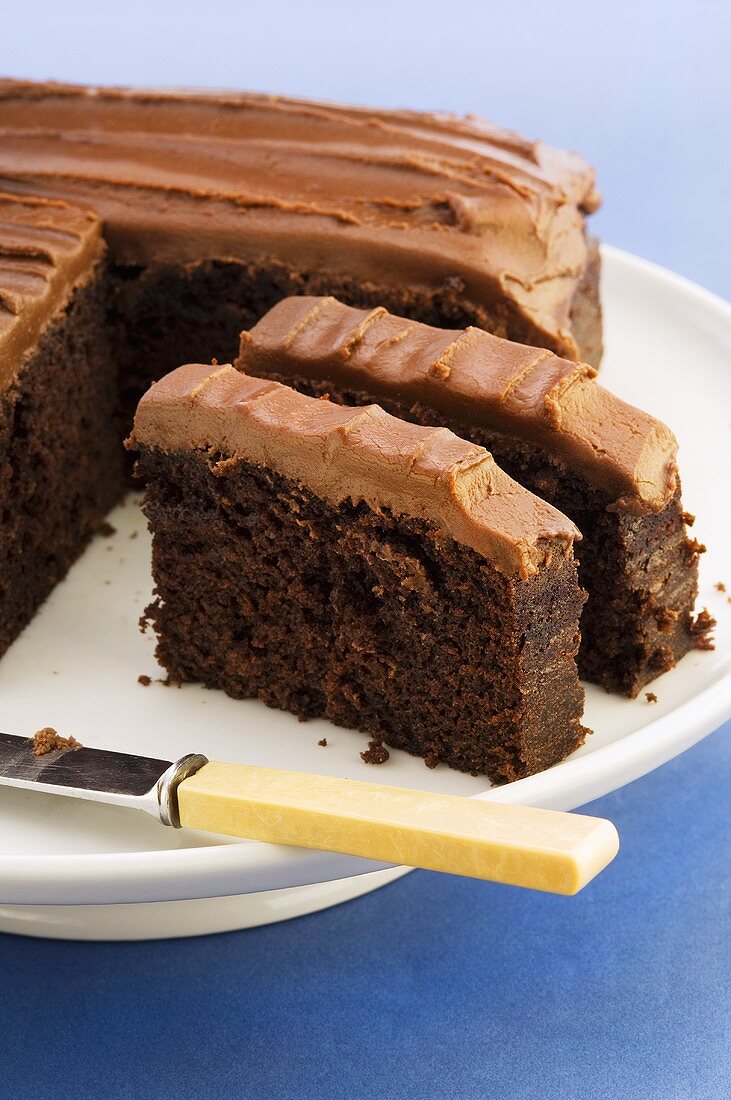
[0,79,599,358]
[130,363,579,580]
[238,296,678,514]
[0,191,103,389]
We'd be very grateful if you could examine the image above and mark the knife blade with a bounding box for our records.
[0,731,619,893]
[0,731,207,826]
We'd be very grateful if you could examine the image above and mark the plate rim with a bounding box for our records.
[2,244,730,906]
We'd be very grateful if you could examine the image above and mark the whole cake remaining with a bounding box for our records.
[236,295,712,697]
[0,193,123,658]
[0,77,603,437]
[128,364,588,783]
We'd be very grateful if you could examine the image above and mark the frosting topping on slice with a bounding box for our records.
[130,362,580,579]
[238,296,678,513]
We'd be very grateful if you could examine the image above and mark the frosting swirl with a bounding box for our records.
[0,79,600,359]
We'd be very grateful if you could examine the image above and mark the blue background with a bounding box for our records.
[0,3,729,1097]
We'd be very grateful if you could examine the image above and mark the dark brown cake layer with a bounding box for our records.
[0,264,124,656]
[135,446,587,782]
[237,296,709,695]
[0,78,603,364]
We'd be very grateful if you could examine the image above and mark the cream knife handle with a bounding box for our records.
[177,762,619,895]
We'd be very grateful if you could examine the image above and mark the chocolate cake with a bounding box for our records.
[236,296,710,696]
[0,78,710,754]
[128,364,588,782]
[0,77,603,435]
[0,193,123,658]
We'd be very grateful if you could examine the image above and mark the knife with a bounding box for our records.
[0,732,618,894]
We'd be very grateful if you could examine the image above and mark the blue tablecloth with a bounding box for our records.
[1,3,728,1096]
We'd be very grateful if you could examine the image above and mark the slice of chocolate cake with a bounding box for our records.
[0,77,602,434]
[128,364,588,783]
[0,194,124,657]
[236,296,711,697]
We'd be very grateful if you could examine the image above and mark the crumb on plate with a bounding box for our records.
[361,739,389,765]
[691,609,716,651]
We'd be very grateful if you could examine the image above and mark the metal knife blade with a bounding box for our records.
[0,732,207,826]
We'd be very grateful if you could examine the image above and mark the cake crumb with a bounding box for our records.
[318,392,331,401]
[129,530,138,540]
[691,609,716,651]
[317,737,328,747]
[645,692,658,704]
[97,521,117,538]
[686,537,707,559]
[138,674,152,686]
[715,581,727,593]
[681,511,696,527]
[424,751,440,769]
[31,727,82,757]
[361,739,389,765]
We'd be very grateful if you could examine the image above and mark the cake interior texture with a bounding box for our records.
[135,448,587,784]
[237,297,711,697]
[0,198,124,658]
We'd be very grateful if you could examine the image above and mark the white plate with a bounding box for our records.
[0,245,729,940]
